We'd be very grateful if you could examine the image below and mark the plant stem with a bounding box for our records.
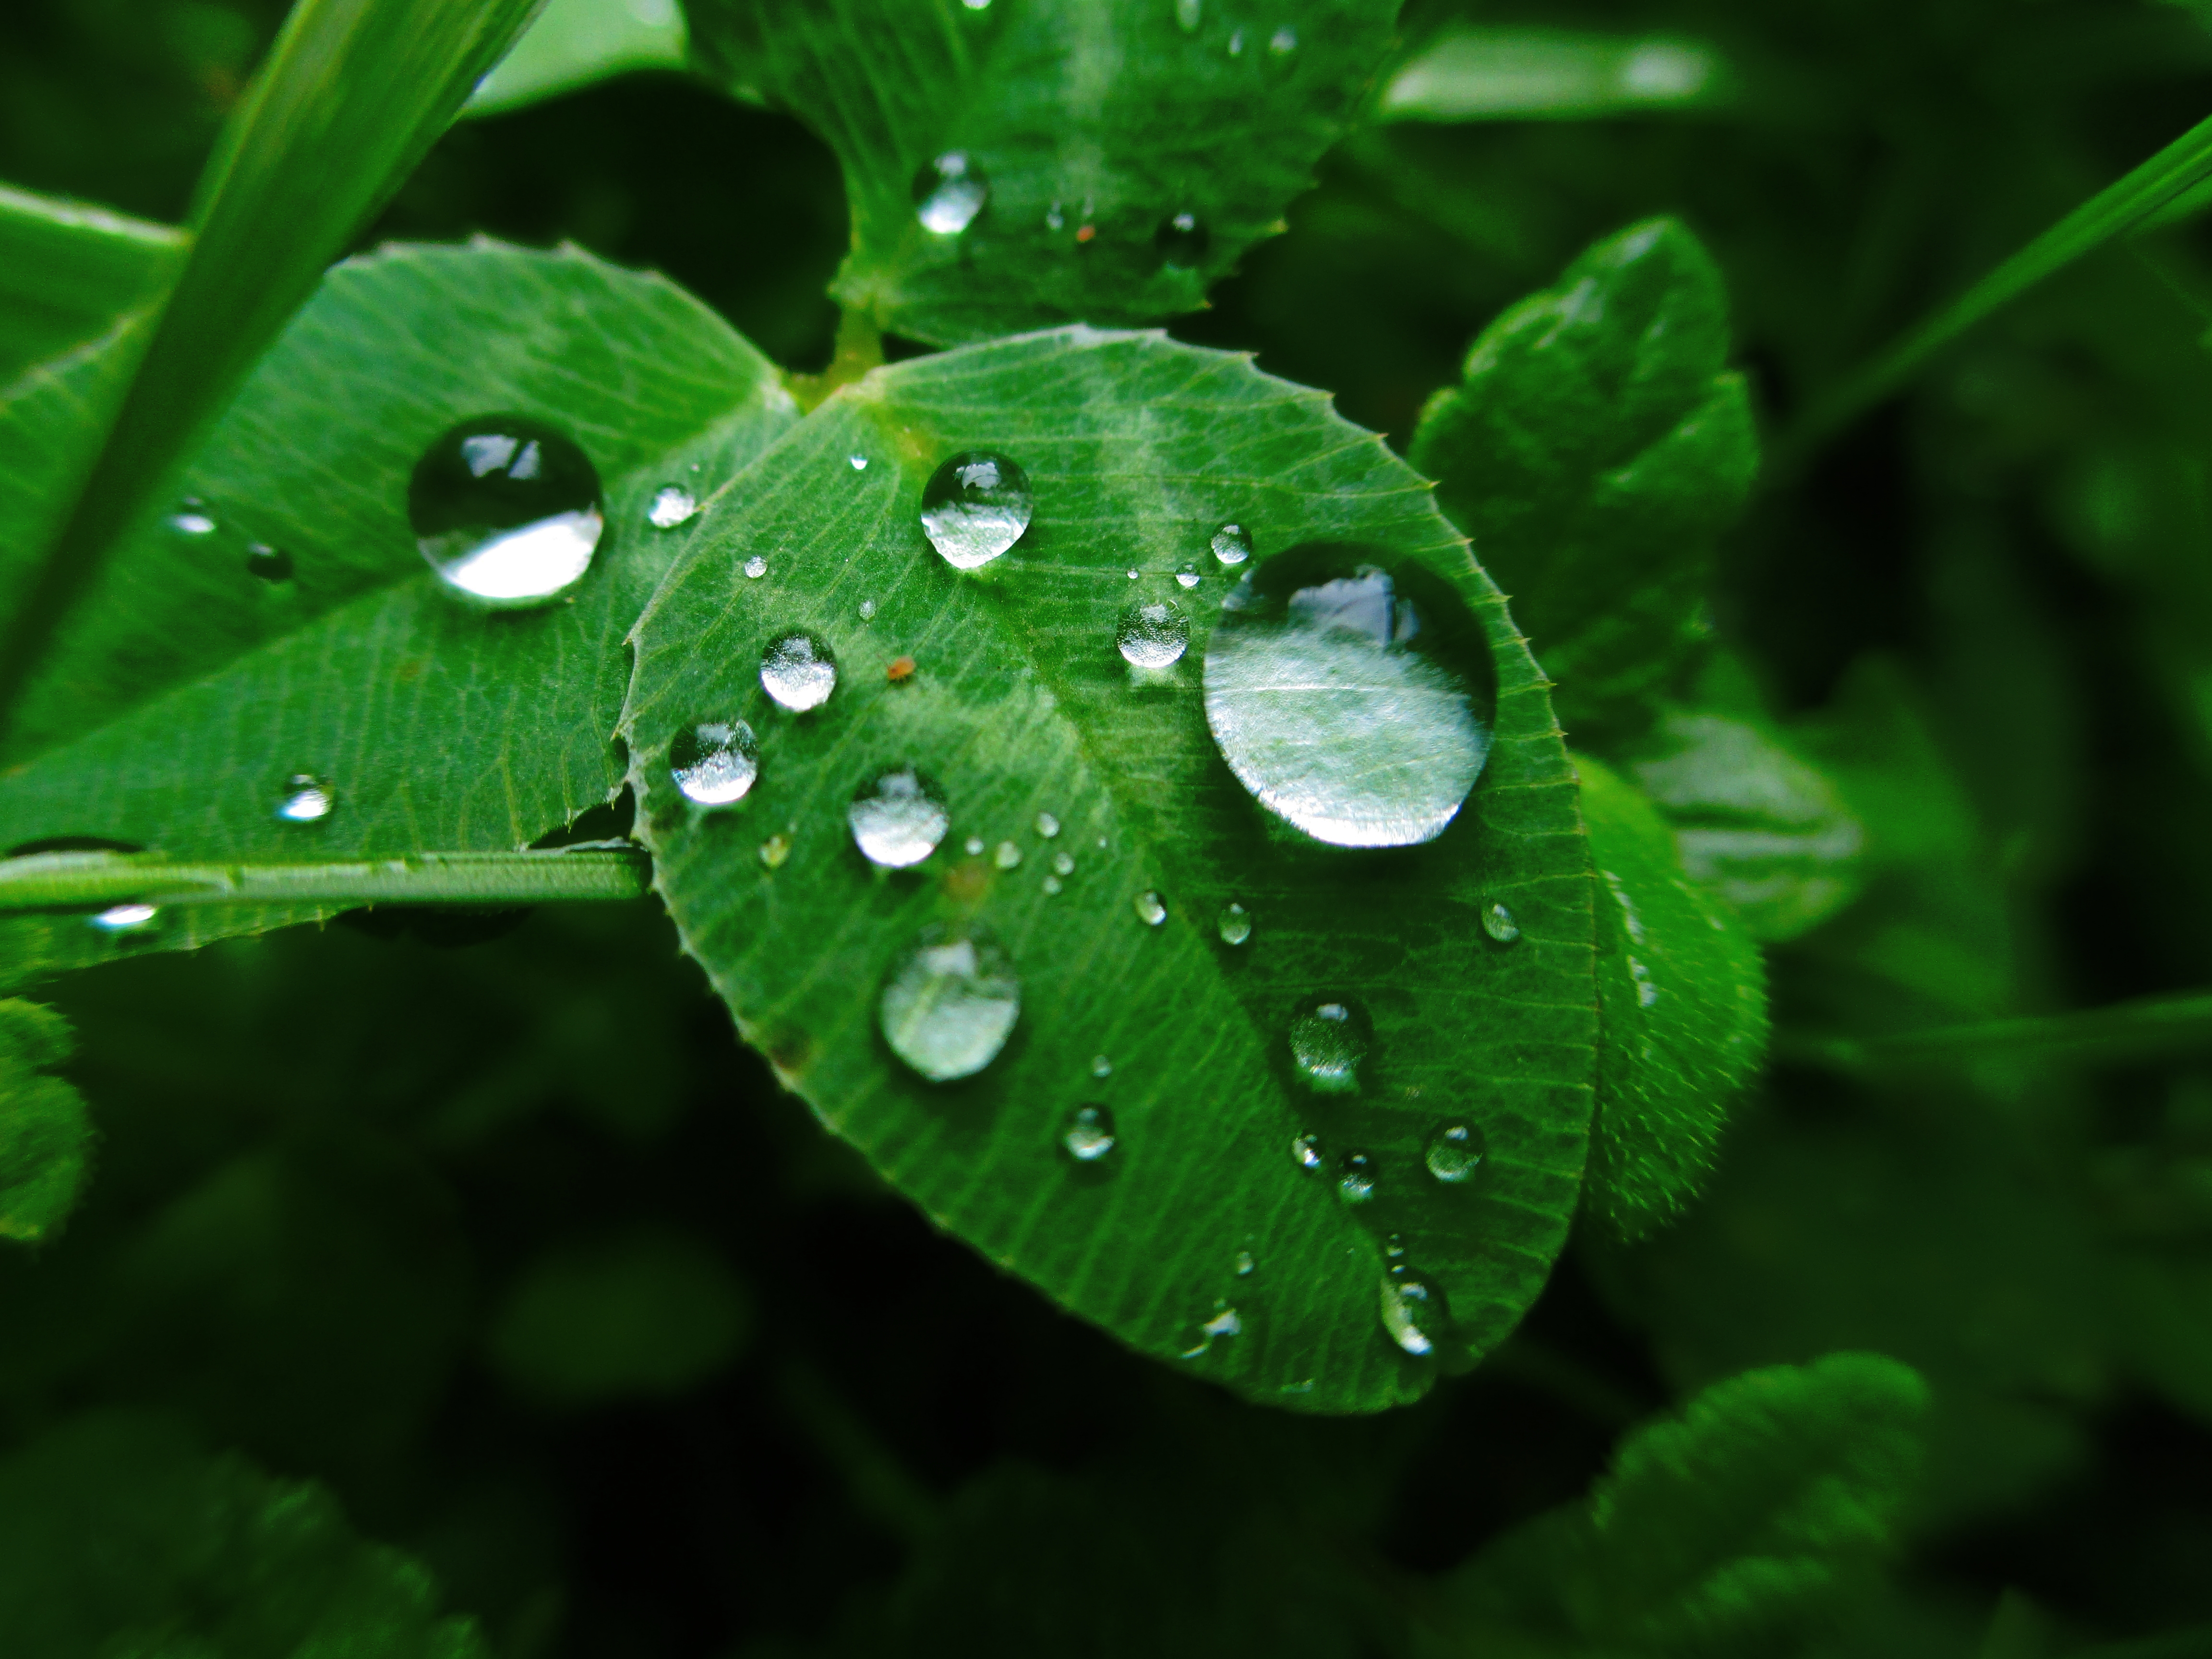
[0,846,651,912]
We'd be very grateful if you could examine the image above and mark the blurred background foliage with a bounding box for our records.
[6,0,2212,1652]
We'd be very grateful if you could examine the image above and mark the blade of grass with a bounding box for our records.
[0,0,546,732]
[1780,987,2212,1072]
[0,847,649,911]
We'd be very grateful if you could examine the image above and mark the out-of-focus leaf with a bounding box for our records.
[1378,26,1734,123]
[0,183,183,385]
[1577,755,1767,1240]
[0,1410,487,1659]
[684,0,1398,346]
[466,0,689,117]
[1408,217,1757,741]
[624,325,1596,1409]
[0,998,91,1244]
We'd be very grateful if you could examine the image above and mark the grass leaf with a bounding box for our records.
[466,0,689,117]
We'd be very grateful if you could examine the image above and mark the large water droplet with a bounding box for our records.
[1381,1264,1448,1356]
[89,902,160,935]
[914,151,988,235]
[1217,901,1251,946]
[1482,901,1521,944]
[275,773,333,824]
[1203,544,1495,847]
[648,484,699,529]
[1156,211,1209,269]
[1176,561,1202,589]
[245,543,293,582]
[1034,810,1061,839]
[1117,597,1190,668]
[993,840,1022,870]
[1291,1131,1325,1171]
[1337,1150,1376,1205]
[920,451,1032,570]
[1211,522,1251,567]
[1289,998,1370,1094]
[1133,889,1167,927]
[409,416,603,609]
[849,766,950,866]
[878,924,1020,1082]
[759,632,838,712]
[671,720,760,806]
[1425,1120,1484,1184]
[1061,1104,1117,1162]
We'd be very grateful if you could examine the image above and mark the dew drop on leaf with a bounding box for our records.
[1133,889,1167,927]
[1381,1263,1449,1357]
[168,501,217,538]
[1042,875,1063,895]
[1288,997,1370,1094]
[1210,521,1251,567]
[758,832,792,869]
[848,765,950,866]
[1424,1120,1485,1184]
[1481,900,1521,944]
[878,924,1020,1082]
[1180,1302,1242,1357]
[1203,544,1495,847]
[1117,597,1190,668]
[914,150,988,235]
[1050,850,1075,877]
[849,454,869,470]
[671,720,760,806]
[275,773,333,824]
[408,415,603,609]
[89,902,160,935]
[1234,1249,1255,1276]
[1337,1150,1377,1205]
[919,451,1032,569]
[1156,210,1208,269]
[859,599,878,620]
[743,554,768,580]
[1176,561,1202,589]
[1291,1131,1325,1171]
[965,836,986,857]
[1217,901,1251,945]
[648,484,699,529]
[1061,1104,1117,1162]
[1090,1054,1112,1078]
[245,543,293,582]
[993,840,1022,870]
[1269,25,1298,54]
[1384,1232,1406,1258]
[1175,0,1202,32]
[1034,810,1060,839]
[759,631,838,712]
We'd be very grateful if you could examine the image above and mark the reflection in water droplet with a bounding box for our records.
[671,720,760,806]
[1217,901,1251,946]
[849,454,869,470]
[743,554,768,579]
[1051,851,1075,877]
[1091,1054,1112,1078]
[648,485,699,528]
[245,543,293,582]
[759,631,838,712]
[90,902,160,935]
[1156,210,1209,268]
[1117,598,1190,668]
[1034,811,1060,839]
[1133,890,1167,927]
[1381,1264,1448,1356]
[914,151,989,235]
[275,773,333,823]
[1425,1120,1484,1184]
[1289,998,1370,1094]
[759,832,792,869]
[1203,544,1495,847]
[1338,1151,1376,1204]
[879,925,1020,1082]
[409,416,604,609]
[1175,0,1202,31]
[994,840,1022,870]
[1482,901,1521,944]
[1291,1131,1325,1171]
[169,503,217,538]
[1211,522,1252,566]
[1061,1104,1117,1162]
[920,451,1032,569]
[849,766,950,867]
[1384,1232,1406,1259]
[1176,562,1202,589]
[1234,1249,1255,1276]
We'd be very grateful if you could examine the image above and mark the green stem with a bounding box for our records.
[0,846,651,912]
[1782,986,2212,1072]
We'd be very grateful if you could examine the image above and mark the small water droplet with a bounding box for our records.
[1133,889,1167,927]
[1050,851,1075,877]
[1203,545,1496,847]
[1061,1104,1116,1162]
[743,554,768,579]
[961,0,990,11]
[920,451,1032,569]
[1156,210,1208,269]
[1176,562,1202,589]
[1175,0,1202,31]
[168,503,217,537]
[1042,875,1064,895]
[1117,597,1190,668]
[1337,1150,1376,1205]
[1034,811,1061,839]
[1045,201,1066,232]
[89,902,160,935]
[1289,998,1370,1094]
[1629,955,1659,1009]
[849,766,950,867]
[964,836,986,857]
[648,484,699,528]
[849,454,869,470]
[1126,567,1141,581]
[759,631,837,712]
[1291,1131,1325,1171]
[1384,1232,1406,1259]
[671,720,760,806]
[1425,1121,1484,1184]
[759,832,792,869]
[878,924,1020,1082]
[1210,522,1252,566]
[914,150,988,235]
[1091,1054,1112,1078]
[1227,26,1245,54]
[275,773,333,823]
[1381,1264,1448,1356]
[409,416,603,609]
[1181,1302,1242,1357]
[993,840,1022,870]
[1234,1249,1255,1276]
[245,543,293,582]
[859,599,878,620]
[1269,24,1297,53]
[1482,901,1521,944]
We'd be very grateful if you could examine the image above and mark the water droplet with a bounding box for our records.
[878,924,1020,1082]
[849,766,950,867]
[961,0,990,11]
[1217,901,1251,946]
[168,503,217,537]
[1175,0,1202,31]
[964,836,986,857]
[671,720,760,806]
[759,832,792,869]
[1337,1150,1376,1204]
[743,554,768,579]
[648,484,699,528]
[1133,890,1167,927]
[275,773,333,823]
[1050,851,1075,877]
[1629,956,1660,1008]
[1234,1249,1255,1276]
[914,150,988,235]
[1181,1302,1242,1357]
[849,454,869,470]
[993,840,1022,870]
[1046,201,1066,232]
[409,416,604,609]
[1176,562,1202,589]
[1482,901,1521,944]
[759,631,838,712]
[1269,24,1297,54]
[1291,1131,1325,1171]
[245,543,292,582]
[1061,1104,1116,1162]
[1227,26,1245,54]
[1034,811,1061,839]
[1288,998,1370,1094]
[89,902,160,935]
[1042,875,1064,895]
[1091,1054,1112,1078]
[1425,1120,1484,1184]
[1116,597,1190,668]
[1210,522,1251,566]
[1383,1232,1406,1259]
[920,451,1032,569]
[859,599,878,620]
[1381,1264,1449,1356]
[1156,210,1208,269]
[1126,567,1141,581]
[1203,544,1496,847]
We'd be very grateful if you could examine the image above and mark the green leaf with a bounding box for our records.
[621,325,1596,1409]
[0,1411,487,1659]
[1576,754,1767,1241]
[0,998,91,1244]
[1451,1353,1928,1655]
[684,0,1399,346]
[1408,217,1758,743]
[1377,26,1734,123]
[0,240,794,982]
[465,0,690,117]
[0,183,183,385]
